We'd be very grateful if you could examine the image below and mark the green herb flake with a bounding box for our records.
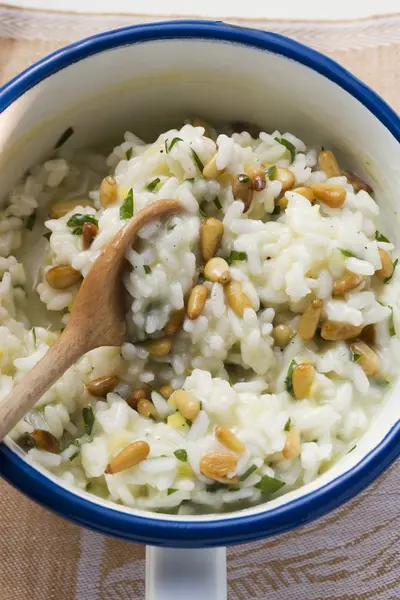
[284,418,291,432]
[125,147,133,160]
[168,137,183,151]
[26,212,36,231]
[55,126,74,149]
[388,305,396,336]
[43,232,51,241]
[255,474,285,494]
[191,148,204,172]
[271,205,281,216]
[167,488,177,496]
[144,265,152,275]
[285,359,297,395]
[352,352,361,362]
[266,166,277,180]
[146,178,161,192]
[338,248,356,258]
[347,445,356,454]
[32,327,37,348]
[67,213,98,235]
[174,449,188,462]
[240,464,257,481]
[275,137,296,163]
[164,139,168,154]
[167,223,176,231]
[82,406,95,435]
[237,173,250,183]
[384,258,398,284]
[214,197,222,210]
[228,250,248,264]
[186,178,195,183]
[120,189,134,220]
[375,231,390,243]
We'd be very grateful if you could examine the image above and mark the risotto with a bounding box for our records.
[2,120,400,514]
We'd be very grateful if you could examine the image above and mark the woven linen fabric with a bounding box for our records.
[0,6,399,599]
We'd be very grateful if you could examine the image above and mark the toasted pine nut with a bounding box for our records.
[137,399,157,419]
[215,426,245,453]
[298,299,323,340]
[200,452,239,483]
[164,308,185,336]
[320,321,363,341]
[342,170,373,194]
[172,389,201,421]
[375,248,393,279]
[292,363,315,399]
[318,150,341,178]
[360,324,376,347]
[144,336,173,356]
[225,280,253,317]
[204,257,231,285]
[45,265,82,289]
[232,174,253,212]
[350,340,380,376]
[99,176,117,208]
[31,429,59,453]
[86,375,119,397]
[292,186,315,202]
[203,153,223,179]
[272,324,293,347]
[82,221,98,250]
[333,271,364,296]
[200,217,224,261]
[105,441,150,474]
[187,285,208,320]
[311,183,346,208]
[127,388,150,408]
[282,426,301,459]
[276,167,295,192]
[159,384,174,399]
[50,198,93,219]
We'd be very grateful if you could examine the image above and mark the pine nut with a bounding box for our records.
[99,176,117,207]
[137,399,157,419]
[45,265,82,289]
[105,441,150,474]
[204,257,231,285]
[282,426,301,459]
[292,363,315,399]
[31,429,59,453]
[225,280,253,317]
[200,217,224,261]
[278,195,288,210]
[144,336,173,356]
[333,271,365,296]
[272,324,293,347]
[215,426,245,453]
[82,221,98,250]
[375,248,393,279]
[320,321,363,341]
[232,174,253,212]
[159,384,174,399]
[342,170,373,194]
[50,198,93,218]
[172,389,201,421]
[318,150,341,178]
[276,167,295,192]
[164,308,185,336]
[86,375,119,397]
[127,388,150,408]
[311,183,346,208]
[350,340,380,376]
[203,153,223,179]
[298,299,323,340]
[200,452,239,483]
[292,186,315,202]
[187,285,208,320]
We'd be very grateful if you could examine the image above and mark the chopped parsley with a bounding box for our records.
[167,488,177,495]
[284,418,291,432]
[186,178,195,183]
[82,406,95,435]
[146,178,161,192]
[191,148,204,172]
[275,137,296,163]
[384,258,398,283]
[388,305,396,336]
[168,137,183,151]
[125,147,133,160]
[144,265,152,275]
[375,231,390,243]
[26,212,36,231]
[266,166,277,180]
[285,359,297,395]
[120,189,134,220]
[32,327,37,348]
[174,449,188,462]
[164,139,168,154]
[347,445,356,454]
[54,126,74,149]
[240,464,257,481]
[237,173,250,183]
[214,197,222,210]
[228,250,248,264]
[67,213,98,235]
[338,248,356,258]
[351,352,361,362]
[255,474,285,494]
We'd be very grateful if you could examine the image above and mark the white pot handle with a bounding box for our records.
[145,546,227,600]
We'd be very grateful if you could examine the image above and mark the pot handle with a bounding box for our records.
[145,546,227,600]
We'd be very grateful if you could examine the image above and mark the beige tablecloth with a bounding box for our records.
[0,7,399,599]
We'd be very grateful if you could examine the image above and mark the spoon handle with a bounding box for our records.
[0,328,86,442]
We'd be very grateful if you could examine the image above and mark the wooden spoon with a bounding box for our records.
[0,199,182,441]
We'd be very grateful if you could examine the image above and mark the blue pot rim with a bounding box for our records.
[1,20,400,548]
